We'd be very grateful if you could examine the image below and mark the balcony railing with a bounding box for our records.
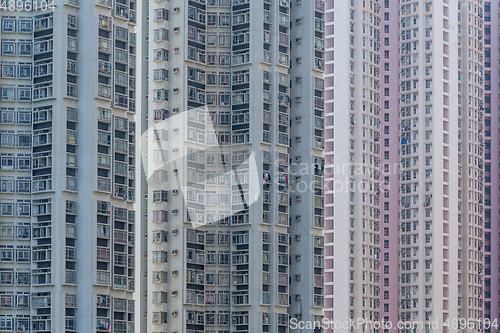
[97,177,111,192]
[96,271,110,285]
[115,93,128,109]
[114,230,128,244]
[277,293,289,306]
[113,275,127,289]
[115,3,129,20]
[97,84,111,100]
[97,0,112,7]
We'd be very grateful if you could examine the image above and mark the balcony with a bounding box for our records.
[97,224,110,238]
[314,275,324,287]
[277,293,289,306]
[98,154,111,169]
[98,37,112,53]
[129,99,136,113]
[97,177,111,192]
[97,84,111,100]
[115,49,128,64]
[313,295,324,307]
[278,253,289,265]
[315,18,325,32]
[97,0,111,6]
[96,247,110,261]
[129,10,137,24]
[113,275,127,289]
[314,255,324,268]
[98,131,111,146]
[115,139,128,154]
[278,273,288,285]
[96,271,110,285]
[96,318,111,332]
[115,3,129,20]
[315,0,325,12]
[128,277,135,291]
[115,93,128,109]
[114,184,127,199]
[115,71,128,86]
[66,177,76,191]
[65,270,76,284]
[32,296,51,308]
[114,230,128,244]
[114,162,128,177]
[98,61,112,76]
[314,58,325,71]
[314,216,324,228]
[114,253,127,266]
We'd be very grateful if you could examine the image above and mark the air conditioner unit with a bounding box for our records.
[172,311,178,316]
[296,18,302,24]
[296,38,302,44]
[295,235,301,241]
[173,7,180,12]
[173,27,180,33]
[173,68,179,74]
[172,108,179,113]
[173,149,179,154]
[295,77,302,83]
[172,250,178,255]
[174,48,179,54]
[295,215,301,221]
[296,58,302,64]
[172,210,178,215]
[295,97,302,103]
[172,189,179,195]
[172,291,178,296]
[296,196,301,202]
[172,271,178,275]
[295,295,301,301]
[173,169,178,174]
[295,137,301,142]
[295,255,301,261]
[296,0,302,4]
[295,275,301,281]
[172,229,178,235]
[295,116,302,122]
[173,88,179,93]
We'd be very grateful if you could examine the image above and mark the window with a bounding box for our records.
[154,9,169,21]
[19,18,32,32]
[18,41,31,55]
[1,86,15,101]
[2,18,16,32]
[1,38,18,56]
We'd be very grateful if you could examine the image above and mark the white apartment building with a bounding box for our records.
[144,0,325,332]
[325,1,484,332]
[0,0,139,332]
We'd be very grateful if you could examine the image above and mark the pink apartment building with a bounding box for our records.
[325,1,484,332]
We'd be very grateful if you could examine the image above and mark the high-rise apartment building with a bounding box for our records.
[325,0,382,329]
[326,0,484,332]
[0,1,139,332]
[143,0,325,332]
[483,1,497,330]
